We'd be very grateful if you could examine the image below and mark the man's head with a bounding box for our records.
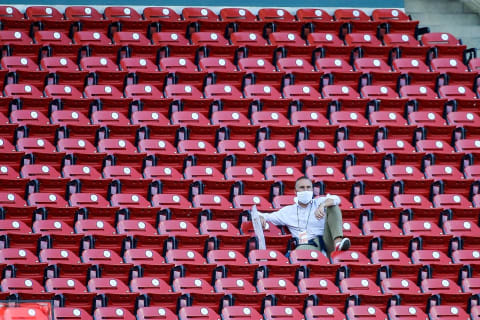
[295,176,313,192]
[295,177,313,205]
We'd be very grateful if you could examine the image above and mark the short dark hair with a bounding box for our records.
[295,176,312,187]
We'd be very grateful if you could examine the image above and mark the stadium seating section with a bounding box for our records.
[0,4,479,319]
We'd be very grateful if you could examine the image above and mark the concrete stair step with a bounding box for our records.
[410,13,480,26]
[406,1,473,14]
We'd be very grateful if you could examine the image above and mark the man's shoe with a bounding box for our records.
[335,237,351,251]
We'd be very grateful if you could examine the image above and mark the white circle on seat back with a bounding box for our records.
[243,308,251,315]
[238,141,246,148]
[457,86,466,94]
[25,85,32,92]
[379,86,388,94]
[366,166,373,174]
[465,113,475,121]
[111,112,119,120]
[287,33,295,41]
[110,279,117,287]
[49,194,57,201]
[284,307,293,315]
[145,85,152,93]
[271,112,279,120]
[25,280,33,287]
[93,32,100,39]
[427,112,435,120]
[302,86,310,94]
[179,221,187,229]
[103,250,111,258]
[30,111,38,119]
[263,86,271,93]
[326,34,333,41]
[46,7,53,14]
[245,167,253,175]
[373,59,380,67]
[315,141,325,149]
[53,32,61,39]
[70,111,79,120]
[231,112,239,120]
[408,307,417,315]
[357,141,364,148]
[214,196,221,203]
[99,58,108,66]
[67,279,75,287]
[367,307,375,315]
[170,33,178,40]
[392,251,400,259]
[269,251,277,258]
[342,86,349,93]
[158,308,166,316]
[224,85,232,93]
[6,7,12,14]
[444,166,452,174]
[14,32,21,39]
[278,140,286,148]
[151,278,159,286]
[352,10,360,16]
[210,33,218,40]
[277,9,284,16]
[410,59,419,67]
[83,166,90,174]
[238,9,246,16]
[228,251,236,258]
[424,222,431,229]
[131,195,139,202]
[453,195,461,202]
[441,279,449,287]
[315,9,323,16]
[476,140,480,148]
[473,251,480,258]
[198,141,205,148]
[250,34,257,41]
[37,139,45,146]
[296,59,303,67]
[219,59,226,66]
[384,222,391,230]
[278,279,286,287]
[361,279,369,287]
[145,250,153,258]
[201,9,208,16]
[163,167,172,175]
[19,249,26,257]
[85,7,91,14]
[41,165,49,173]
[449,59,457,67]
[64,86,72,93]
[96,221,104,228]
[200,308,209,316]
[373,195,381,203]
[157,140,165,148]
[179,58,186,66]
[441,33,449,40]
[119,140,126,147]
[104,86,112,93]
[325,167,334,175]
[309,112,318,120]
[205,167,213,175]
[28,309,36,317]
[364,34,371,41]
[311,251,319,258]
[0,166,7,173]
[151,112,159,120]
[401,34,409,42]
[172,195,180,203]
[399,279,409,287]
[350,113,358,120]
[20,58,27,65]
[124,8,131,15]
[450,307,458,315]
[432,251,440,259]
[162,8,169,15]
[419,86,427,94]
[187,251,195,258]
[335,59,342,66]
[194,279,202,287]
[253,196,260,204]
[115,309,123,316]
[343,222,351,230]
[464,221,471,229]
[138,221,146,229]
[185,85,192,93]
[256,59,264,67]
[435,141,443,148]
[90,194,98,203]
[351,252,359,259]
[397,140,405,148]
[413,195,421,203]
[132,33,140,40]
[319,279,327,287]
[236,279,244,286]
[12,221,19,228]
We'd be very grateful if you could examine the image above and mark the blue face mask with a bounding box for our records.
[296,190,313,204]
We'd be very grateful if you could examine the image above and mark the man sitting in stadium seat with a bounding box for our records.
[259,176,350,256]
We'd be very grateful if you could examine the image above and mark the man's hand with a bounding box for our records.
[314,204,325,219]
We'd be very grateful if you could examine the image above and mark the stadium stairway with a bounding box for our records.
[406,0,480,52]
